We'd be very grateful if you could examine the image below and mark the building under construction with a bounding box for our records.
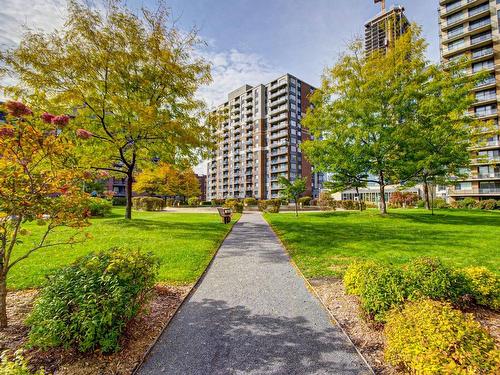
[364,2,409,54]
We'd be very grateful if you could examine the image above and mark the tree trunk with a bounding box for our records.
[125,171,133,220]
[379,171,387,214]
[0,274,7,329]
[295,200,299,217]
[423,176,430,210]
[356,186,362,211]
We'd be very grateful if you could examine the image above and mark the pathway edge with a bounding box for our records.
[264,214,375,375]
[132,215,241,375]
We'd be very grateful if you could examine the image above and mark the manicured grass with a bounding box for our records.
[8,208,239,290]
[264,209,500,279]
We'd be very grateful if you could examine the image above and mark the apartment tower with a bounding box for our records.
[206,74,321,200]
[439,0,500,201]
[365,3,409,54]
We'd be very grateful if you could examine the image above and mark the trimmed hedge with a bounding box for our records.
[258,199,281,213]
[298,196,312,206]
[224,200,243,213]
[336,200,366,211]
[187,197,201,207]
[27,248,158,353]
[132,196,165,211]
[385,300,500,374]
[112,196,127,206]
[244,197,257,206]
[87,197,112,217]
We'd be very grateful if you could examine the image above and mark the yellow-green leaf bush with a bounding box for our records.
[0,351,44,375]
[132,196,165,211]
[343,260,381,296]
[385,300,500,374]
[463,267,500,311]
[27,248,158,353]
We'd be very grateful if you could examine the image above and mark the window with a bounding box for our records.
[475,89,496,101]
[448,38,464,51]
[472,46,493,59]
[469,3,489,17]
[447,11,464,25]
[475,104,497,116]
[469,17,490,31]
[448,24,464,38]
[472,59,494,72]
[455,182,472,191]
[471,31,491,45]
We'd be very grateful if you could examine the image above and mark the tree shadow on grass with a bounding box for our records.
[139,298,369,375]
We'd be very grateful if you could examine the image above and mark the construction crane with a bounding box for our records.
[374,0,386,12]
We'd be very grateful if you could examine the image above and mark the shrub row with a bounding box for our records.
[224,200,244,213]
[417,198,499,210]
[344,257,499,321]
[27,248,158,353]
[132,196,165,211]
[258,199,281,213]
[244,197,257,206]
[187,197,201,206]
[112,196,127,206]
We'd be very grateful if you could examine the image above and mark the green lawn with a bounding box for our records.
[264,209,500,279]
[9,208,238,290]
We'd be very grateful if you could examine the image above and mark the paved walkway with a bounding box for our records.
[138,212,371,375]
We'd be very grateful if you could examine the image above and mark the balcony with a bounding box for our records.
[268,88,288,100]
[269,104,288,116]
[449,187,500,196]
[440,0,487,19]
[270,131,288,140]
[269,113,288,124]
[471,156,500,164]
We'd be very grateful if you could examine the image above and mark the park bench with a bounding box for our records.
[217,207,232,224]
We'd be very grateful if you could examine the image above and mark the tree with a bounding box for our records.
[278,177,306,217]
[1,0,213,219]
[0,101,92,328]
[403,62,484,210]
[134,163,200,202]
[303,26,480,214]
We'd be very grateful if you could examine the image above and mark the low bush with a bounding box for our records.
[165,198,176,207]
[365,201,377,209]
[258,199,281,213]
[187,197,201,207]
[132,196,165,211]
[211,198,225,207]
[343,260,380,296]
[433,198,449,209]
[112,196,127,206]
[389,192,419,208]
[416,199,425,208]
[310,198,318,206]
[201,201,212,206]
[463,267,500,310]
[87,197,112,217]
[457,197,478,210]
[244,197,257,206]
[357,264,407,321]
[318,191,335,211]
[27,248,158,353]
[0,351,45,375]
[478,199,498,210]
[403,257,470,305]
[337,200,366,210]
[384,300,500,374]
[224,200,243,213]
[298,196,312,206]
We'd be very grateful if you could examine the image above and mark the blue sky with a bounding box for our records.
[1,0,442,173]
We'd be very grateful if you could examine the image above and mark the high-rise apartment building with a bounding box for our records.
[439,0,500,201]
[365,4,409,54]
[206,74,322,200]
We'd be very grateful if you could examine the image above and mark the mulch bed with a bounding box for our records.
[310,278,500,375]
[0,284,191,375]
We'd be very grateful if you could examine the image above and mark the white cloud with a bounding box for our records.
[0,0,66,48]
[197,48,283,108]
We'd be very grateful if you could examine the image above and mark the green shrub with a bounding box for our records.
[112,196,127,206]
[433,198,449,209]
[211,198,225,207]
[0,351,45,375]
[298,196,312,206]
[337,200,366,210]
[258,199,281,213]
[365,201,377,209]
[343,260,380,296]
[416,199,425,208]
[201,201,212,206]
[463,267,500,310]
[187,197,201,206]
[87,197,112,217]
[244,197,257,206]
[224,200,243,213]
[404,257,470,304]
[318,191,335,211]
[357,264,407,321]
[384,300,500,374]
[165,198,175,207]
[27,248,158,353]
[132,196,165,211]
[478,199,498,210]
[457,197,478,209]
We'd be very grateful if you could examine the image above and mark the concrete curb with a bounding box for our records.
[131,215,241,375]
[264,214,376,375]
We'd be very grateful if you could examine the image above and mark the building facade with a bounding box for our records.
[439,0,500,201]
[365,4,409,54]
[206,74,322,200]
